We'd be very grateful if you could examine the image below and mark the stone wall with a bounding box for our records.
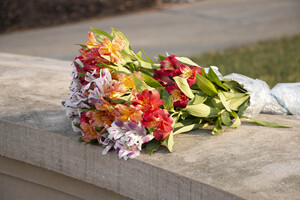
[0,53,300,199]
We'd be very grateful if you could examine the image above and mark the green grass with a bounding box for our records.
[190,36,300,88]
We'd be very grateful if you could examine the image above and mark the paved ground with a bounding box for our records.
[0,0,300,61]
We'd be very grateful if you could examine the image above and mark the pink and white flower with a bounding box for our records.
[102,120,154,160]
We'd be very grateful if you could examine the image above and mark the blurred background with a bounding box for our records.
[0,0,299,87]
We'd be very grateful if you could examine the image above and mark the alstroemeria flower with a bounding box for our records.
[74,49,108,86]
[86,109,115,128]
[142,108,174,140]
[86,32,101,49]
[160,55,180,70]
[132,89,164,112]
[175,65,202,86]
[102,120,154,160]
[154,55,202,87]
[166,85,189,108]
[113,104,143,123]
[80,112,99,142]
[113,73,135,89]
[104,81,128,99]
[98,37,126,64]
[153,69,175,86]
[83,68,112,104]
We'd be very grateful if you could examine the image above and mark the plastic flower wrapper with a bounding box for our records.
[62,28,290,160]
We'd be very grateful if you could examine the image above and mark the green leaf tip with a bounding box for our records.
[243,116,292,128]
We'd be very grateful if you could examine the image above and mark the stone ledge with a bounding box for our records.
[0,119,241,200]
[0,156,129,200]
[0,53,300,199]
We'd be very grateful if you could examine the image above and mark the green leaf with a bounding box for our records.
[228,96,250,111]
[140,48,154,64]
[133,60,160,70]
[141,73,165,90]
[218,91,232,112]
[133,74,152,94]
[173,120,201,135]
[195,73,218,96]
[96,61,118,70]
[158,54,166,61]
[111,98,126,104]
[115,65,132,75]
[208,97,224,110]
[136,51,143,58]
[119,51,132,64]
[119,94,133,102]
[190,92,207,105]
[222,92,247,100]
[77,73,85,78]
[101,55,111,62]
[162,91,174,110]
[212,116,223,135]
[85,139,98,145]
[76,44,88,50]
[223,79,247,93]
[90,27,113,40]
[237,98,250,117]
[200,68,209,79]
[73,123,80,129]
[221,112,232,126]
[176,56,200,67]
[145,139,161,155]
[95,126,103,132]
[174,76,195,99]
[165,132,174,152]
[185,104,219,118]
[229,112,241,128]
[243,116,292,128]
[80,106,96,112]
[208,67,228,91]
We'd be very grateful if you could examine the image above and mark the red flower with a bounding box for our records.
[153,55,202,87]
[160,55,180,70]
[142,108,174,140]
[132,89,164,112]
[153,55,180,86]
[166,85,189,108]
[74,48,110,85]
[153,69,174,86]
[174,65,202,86]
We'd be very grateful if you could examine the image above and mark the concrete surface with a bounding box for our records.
[0,156,130,200]
[0,0,299,61]
[1,53,300,200]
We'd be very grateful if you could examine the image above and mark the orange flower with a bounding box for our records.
[80,122,98,142]
[87,110,114,127]
[104,81,128,99]
[80,112,99,142]
[86,32,101,49]
[113,104,143,123]
[98,37,126,64]
[113,73,135,89]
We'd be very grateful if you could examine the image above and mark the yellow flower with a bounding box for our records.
[86,32,101,49]
[98,37,126,64]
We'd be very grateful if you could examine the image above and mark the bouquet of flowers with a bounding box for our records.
[62,28,289,160]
